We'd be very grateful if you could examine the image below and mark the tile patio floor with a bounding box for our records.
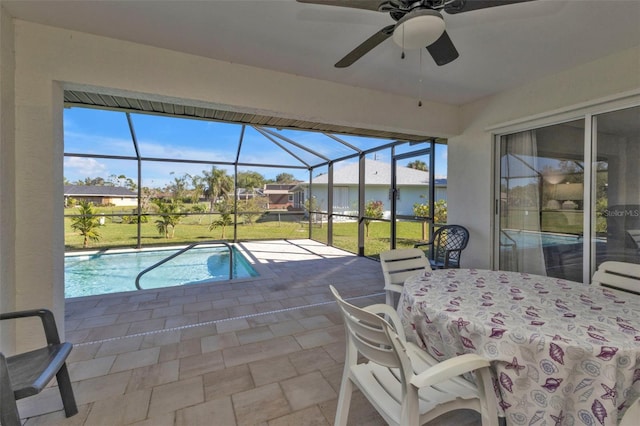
[20,240,482,425]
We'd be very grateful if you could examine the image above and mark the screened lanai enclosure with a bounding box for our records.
[63,91,447,258]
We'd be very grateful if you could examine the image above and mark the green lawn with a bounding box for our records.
[65,207,430,258]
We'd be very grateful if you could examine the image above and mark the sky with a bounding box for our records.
[63,106,448,189]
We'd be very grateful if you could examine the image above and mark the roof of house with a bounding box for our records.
[64,185,137,197]
[264,184,297,194]
[299,160,446,187]
[264,184,297,191]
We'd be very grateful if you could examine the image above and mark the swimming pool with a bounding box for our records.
[65,246,258,298]
[501,230,586,249]
[500,230,608,281]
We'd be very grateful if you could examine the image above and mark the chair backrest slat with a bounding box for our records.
[380,248,428,286]
[352,335,400,368]
[385,269,426,286]
[331,286,403,369]
[592,261,640,294]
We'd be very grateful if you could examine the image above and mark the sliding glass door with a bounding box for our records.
[592,106,640,267]
[498,121,585,281]
[497,105,640,282]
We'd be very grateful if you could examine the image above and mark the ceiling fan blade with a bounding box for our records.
[335,25,394,68]
[296,0,383,12]
[445,0,534,14]
[426,31,459,66]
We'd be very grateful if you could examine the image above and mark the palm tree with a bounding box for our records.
[202,167,234,212]
[153,199,182,238]
[70,201,101,248]
[209,199,234,239]
[188,174,205,204]
[190,203,206,224]
[168,173,188,201]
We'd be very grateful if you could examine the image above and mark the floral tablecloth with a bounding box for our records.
[398,269,640,426]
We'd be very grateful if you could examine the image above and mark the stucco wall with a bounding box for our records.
[0,5,17,351]
[449,46,640,270]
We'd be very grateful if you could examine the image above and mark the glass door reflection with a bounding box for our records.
[593,106,640,267]
[499,121,585,282]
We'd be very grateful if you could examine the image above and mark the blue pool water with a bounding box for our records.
[65,246,258,298]
[502,230,585,249]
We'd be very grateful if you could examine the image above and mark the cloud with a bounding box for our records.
[65,131,135,156]
[64,157,108,178]
[136,140,233,162]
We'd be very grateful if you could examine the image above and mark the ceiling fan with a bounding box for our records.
[297,0,534,67]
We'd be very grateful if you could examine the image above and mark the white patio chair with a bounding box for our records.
[380,248,430,307]
[592,261,640,294]
[329,285,499,426]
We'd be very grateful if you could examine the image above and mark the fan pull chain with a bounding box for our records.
[401,25,405,59]
[418,48,423,107]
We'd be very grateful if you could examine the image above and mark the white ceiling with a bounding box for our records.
[3,0,640,105]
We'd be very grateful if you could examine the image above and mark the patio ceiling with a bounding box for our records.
[5,1,640,106]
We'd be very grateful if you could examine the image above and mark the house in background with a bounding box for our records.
[64,185,137,207]
[263,184,297,210]
[292,160,447,218]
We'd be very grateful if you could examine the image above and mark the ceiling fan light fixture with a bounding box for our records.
[392,9,445,50]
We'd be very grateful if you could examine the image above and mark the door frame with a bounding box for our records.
[491,92,640,282]
[391,145,434,249]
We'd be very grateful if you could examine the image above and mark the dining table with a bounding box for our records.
[398,268,640,426]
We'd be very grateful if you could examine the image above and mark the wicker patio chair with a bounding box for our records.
[415,224,470,269]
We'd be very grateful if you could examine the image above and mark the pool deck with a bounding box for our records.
[20,239,482,426]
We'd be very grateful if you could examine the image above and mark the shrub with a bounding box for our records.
[122,215,149,224]
[364,200,384,237]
